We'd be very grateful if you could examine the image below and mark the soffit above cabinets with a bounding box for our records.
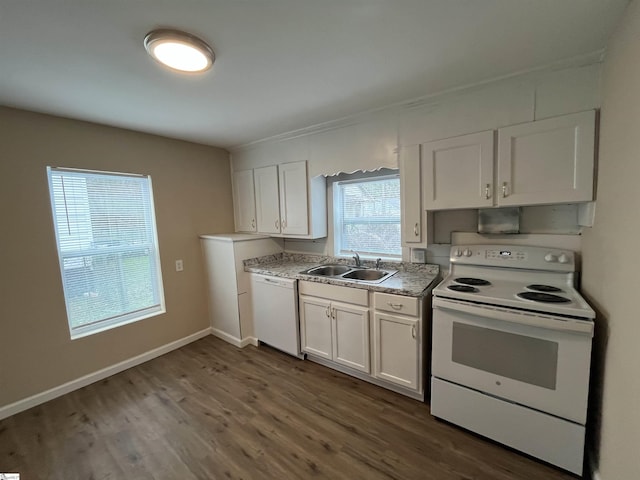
[0,1,628,148]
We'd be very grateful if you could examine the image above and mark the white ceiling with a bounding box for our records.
[0,1,629,148]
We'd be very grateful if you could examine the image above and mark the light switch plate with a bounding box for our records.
[175,259,184,272]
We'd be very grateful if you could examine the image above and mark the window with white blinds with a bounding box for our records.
[334,174,401,258]
[47,167,165,338]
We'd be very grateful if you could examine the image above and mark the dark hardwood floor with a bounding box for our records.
[0,335,575,480]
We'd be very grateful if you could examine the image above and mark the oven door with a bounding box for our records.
[432,297,593,424]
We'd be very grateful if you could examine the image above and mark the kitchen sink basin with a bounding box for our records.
[305,264,352,276]
[301,265,397,284]
[342,269,388,281]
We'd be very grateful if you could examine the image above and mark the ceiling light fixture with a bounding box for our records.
[144,29,214,73]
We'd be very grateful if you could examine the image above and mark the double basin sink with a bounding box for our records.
[300,264,397,284]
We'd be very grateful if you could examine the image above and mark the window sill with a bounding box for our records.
[70,307,166,340]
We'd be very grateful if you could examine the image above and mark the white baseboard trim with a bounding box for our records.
[0,327,212,421]
[210,328,257,348]
[592,469,602,480]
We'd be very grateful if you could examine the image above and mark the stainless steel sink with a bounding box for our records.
[342,269,389,281]
[300,265,397,284]
[304,264,352,276]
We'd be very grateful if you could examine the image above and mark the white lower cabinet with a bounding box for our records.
[299,295,333,360]
[299,281,426,399]
[373,313,419,390]
[332,301,370,373]
[299,293,370,373]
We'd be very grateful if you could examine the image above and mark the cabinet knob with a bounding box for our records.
[275,219,280,230]
[502,182,508,198]
[414,222,419,236]
[325,305,331,318]
[411,325,416,339]
[485,184,491,200]
[251,218,255,229]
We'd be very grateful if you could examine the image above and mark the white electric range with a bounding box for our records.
[430,244,594,475]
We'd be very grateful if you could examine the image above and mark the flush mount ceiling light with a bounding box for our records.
[144,29,214,73]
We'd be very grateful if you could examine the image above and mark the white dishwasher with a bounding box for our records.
[250,274,302,358]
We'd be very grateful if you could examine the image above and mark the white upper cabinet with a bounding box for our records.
[244,160,327,238]
[497,110,596,206]
[232,170,256,232]
[278,161,309,235]
[420,110,596,211]
[254,165,281,234]
[422,130,495,210]
[399,144,422,244]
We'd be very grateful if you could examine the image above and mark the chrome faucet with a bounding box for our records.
[352,251,362,267]
[375,258,382,269]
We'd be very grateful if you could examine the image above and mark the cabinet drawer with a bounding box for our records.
[299,280,368,306]
[374,292,419,316]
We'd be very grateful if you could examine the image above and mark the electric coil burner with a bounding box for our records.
[430,244,595,476]
[526,284,563,292]
[517,291,571,303]
[447,284,479,293]
[454,277,491,286]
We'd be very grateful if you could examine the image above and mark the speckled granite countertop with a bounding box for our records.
[244,253,440,297]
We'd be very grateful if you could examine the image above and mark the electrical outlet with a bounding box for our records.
[411,248,426,263]
[175,259,184,272]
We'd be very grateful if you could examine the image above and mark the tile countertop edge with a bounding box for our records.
[243,253,441,297]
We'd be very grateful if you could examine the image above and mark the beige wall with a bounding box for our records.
[0,107,234,407]
[581,2,640,479]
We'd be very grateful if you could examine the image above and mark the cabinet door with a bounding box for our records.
[400,145,422,244]
[497,110,595,206]
[299,295,332,359]
[279,161,309,235]
[254,165,281,234]
[331,302,370,373]
[232,170,256,232]
[373,313,419,390]
[422,130,494,210]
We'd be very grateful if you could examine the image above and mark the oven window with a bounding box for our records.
[452,323,558,390]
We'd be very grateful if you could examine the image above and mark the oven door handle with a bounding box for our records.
[433,297,594,336]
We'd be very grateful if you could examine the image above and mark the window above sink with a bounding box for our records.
[331,169,401,260]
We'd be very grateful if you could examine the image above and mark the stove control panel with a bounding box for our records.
[486,249,527,260]
[450,245,576,272]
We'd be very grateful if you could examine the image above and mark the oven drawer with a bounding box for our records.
[373,292,419,316]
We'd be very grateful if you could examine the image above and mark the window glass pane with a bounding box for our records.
[336,176,401,257]
[47,168,164,336]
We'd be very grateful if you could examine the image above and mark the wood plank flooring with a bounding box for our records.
[0,335,576,480]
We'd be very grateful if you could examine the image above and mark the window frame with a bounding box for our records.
[332,171,402,260]
[47,166,165,339]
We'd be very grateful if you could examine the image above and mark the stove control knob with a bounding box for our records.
[454,249,463,257]
[463,248,473,257]
[557,253,570,264]
[544,253,558,263]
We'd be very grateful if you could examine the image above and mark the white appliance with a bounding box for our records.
[200,234,283,347]
[251,274,302,358]
[430,245,594,475]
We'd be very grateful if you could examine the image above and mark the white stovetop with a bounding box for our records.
[433,265,595,320]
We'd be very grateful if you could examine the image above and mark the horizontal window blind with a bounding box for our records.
[335,175,401,257]
[47,167,164,337]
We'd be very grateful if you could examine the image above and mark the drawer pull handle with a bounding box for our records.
[275,219,280,230]
[484,183,491,199]
[387,302,404,310]
[413,222,419,236]
[502,182,508,198]
[251,218,255,229]
[325,305,331,318]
